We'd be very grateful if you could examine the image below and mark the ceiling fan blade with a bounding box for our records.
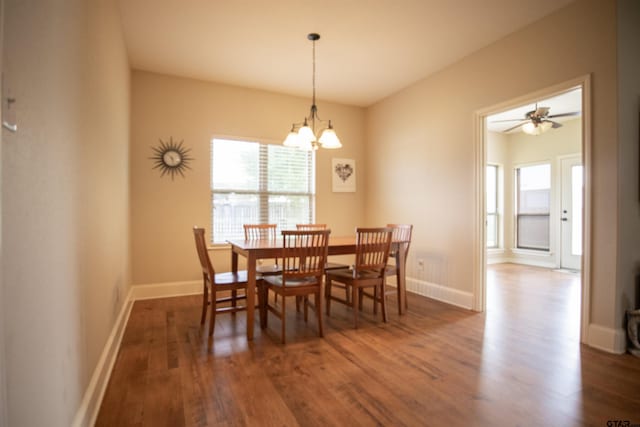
[547,120,563,129]
[547,111,581,119]
[503,121,529,133]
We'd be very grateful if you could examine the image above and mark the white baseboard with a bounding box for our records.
[587,324,627,354]
[73,281,204,426]
[503,257,557,269]
[72,288,135,427]
[404,277,473,310]
[131,280,202,300]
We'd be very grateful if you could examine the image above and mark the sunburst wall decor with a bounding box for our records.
[150,137,193,180]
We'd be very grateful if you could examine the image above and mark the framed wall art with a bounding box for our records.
[332,158,356,192]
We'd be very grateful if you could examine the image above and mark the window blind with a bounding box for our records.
[516,163,550,250]
[211,138,315,243]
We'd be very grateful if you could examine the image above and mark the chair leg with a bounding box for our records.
[352,285,359,329]
[257,283,266,329]
[263,286,270,329]
[372,286,378,315]
[281,295,286,344]
[231,289,237,314]
[325,276,332,315]
[316,291,324,337]
[303,296,309,322]
[200,279,208,325]
[208,294,216,336]
[380,283,388,323]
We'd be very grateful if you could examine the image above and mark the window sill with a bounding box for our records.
[487,248,505,255]
[208,243,231,251]
[511,248,553,257]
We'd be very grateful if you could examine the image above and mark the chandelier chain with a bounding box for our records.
[312,38,316,107]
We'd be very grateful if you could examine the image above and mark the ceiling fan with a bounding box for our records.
[492,104,580,135]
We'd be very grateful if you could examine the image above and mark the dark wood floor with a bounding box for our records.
[97,264,640,426]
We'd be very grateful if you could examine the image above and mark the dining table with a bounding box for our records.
[227,235,408,340]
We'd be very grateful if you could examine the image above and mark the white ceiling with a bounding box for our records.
[487,88,582,133]
[117,0,575,107]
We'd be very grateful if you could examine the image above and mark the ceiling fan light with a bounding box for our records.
[539,121,553,132]
[522,121,539,135]
[319,127,342,149]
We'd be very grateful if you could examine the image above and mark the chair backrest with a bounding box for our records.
[387,224,413,259]
[281,230,330,285]
[193,227,215,278]
[244,224,277,240]
[354,227,393,276]
[296,223,327,231]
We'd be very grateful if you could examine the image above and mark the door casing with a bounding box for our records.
[472,75,592,343]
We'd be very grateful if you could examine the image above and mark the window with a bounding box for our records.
[516,163,550,250]
[211,138,315,244]
[486,164,499,248]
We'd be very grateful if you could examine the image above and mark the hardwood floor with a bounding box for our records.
[96,264,640,426]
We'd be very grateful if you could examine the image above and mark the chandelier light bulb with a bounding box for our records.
[283,130,301,147]
[298,123,316,144]
[319,127,342,149]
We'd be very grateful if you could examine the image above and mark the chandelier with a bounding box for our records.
[283,33,342,150]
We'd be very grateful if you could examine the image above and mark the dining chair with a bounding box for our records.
[261,229,330,344]
[325,227,393,328]
[193,227,255,336]
[243,223,281,275]
[386,224,413,311]
[361,224,413,314]
[297,223,349,289]
[295,223,327,230]
[244,223,277,240]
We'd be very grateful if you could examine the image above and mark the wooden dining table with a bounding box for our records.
[228,235,408,340]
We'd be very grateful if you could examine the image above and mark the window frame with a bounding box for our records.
[210,137,316,244]
[486,164,499,249]
[515,162,551,251]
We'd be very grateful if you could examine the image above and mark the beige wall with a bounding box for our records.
[1,0,130,425]
[130,71,365,285]
[488,118,581,265]
[366,0,619,330]
[0,0,5,423]
[617,0,640,316]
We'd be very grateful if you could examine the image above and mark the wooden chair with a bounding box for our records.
[361,224,413,314]
[295,223,327,230]
[193,227,254,336]
[261,229,330,344]
[386,224,413,312]
[296,223,350,302]
[325,227,393,328]
[243,224,281,275]
[244,223,278,240]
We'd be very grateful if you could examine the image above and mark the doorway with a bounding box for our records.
[473,76,592,343]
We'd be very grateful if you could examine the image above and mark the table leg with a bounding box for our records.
[396,246,407,315]
[246,253,256,340]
